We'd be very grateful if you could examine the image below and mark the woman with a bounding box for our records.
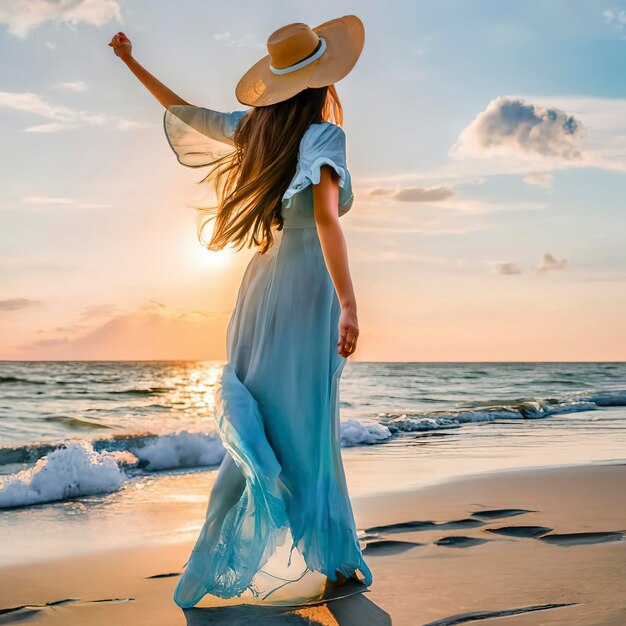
[109,15,372,609]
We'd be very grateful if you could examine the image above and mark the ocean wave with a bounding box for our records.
[340,419,392,447]
[0,375,46,385]
[378,393,624,433]
[577,390,626,407]
[381,414,462,432]
[44,416,113,430]
[0,416,398,471]
[0,430,227,509]
[0,442,137,509]
[107,387,171,396]
[132,431,225,471]
[0,385,623,508]
[0,420,396,508]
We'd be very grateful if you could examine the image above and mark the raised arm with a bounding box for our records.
[313,165,359,358]
[108,32,189,108]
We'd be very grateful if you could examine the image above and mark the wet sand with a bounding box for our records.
[1,463,625,625]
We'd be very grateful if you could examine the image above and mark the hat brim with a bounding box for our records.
[235,15,364,107]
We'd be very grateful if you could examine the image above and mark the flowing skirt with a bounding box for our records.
[173,226,373,608]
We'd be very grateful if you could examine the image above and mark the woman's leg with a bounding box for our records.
[204,451,245,524]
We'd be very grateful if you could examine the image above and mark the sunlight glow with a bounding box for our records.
[186,239,235,270]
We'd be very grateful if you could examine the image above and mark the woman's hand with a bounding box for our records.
[108,31,132,62]
[338,304,359,358]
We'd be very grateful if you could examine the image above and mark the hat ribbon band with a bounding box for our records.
[269,37,327,75]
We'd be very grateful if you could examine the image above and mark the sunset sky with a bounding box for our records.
[1,0,625,361]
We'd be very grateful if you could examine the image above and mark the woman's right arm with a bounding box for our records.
[108,32,189,108]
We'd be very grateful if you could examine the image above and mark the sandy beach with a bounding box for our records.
[1,461,624,626]
[2,0,626,623]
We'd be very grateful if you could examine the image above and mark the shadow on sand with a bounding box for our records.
[183,589,391,625]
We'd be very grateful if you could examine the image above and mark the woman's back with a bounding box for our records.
[163,105,354,231]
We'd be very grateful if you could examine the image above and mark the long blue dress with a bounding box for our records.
[163,104,372,608]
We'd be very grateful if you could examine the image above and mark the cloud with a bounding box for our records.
[368,185,456,202]
[363,183,545,214]
[19,195,110,209]
[0,298,42,311]
[0,0,121,39]
[79,304,118,320]
[451,96,583,161]
[0,91,76,121]
[19,303,230,360]
[361,187,546,215]
[495,261,523,275]
[492,254,567,276]
[346,223,484,235]
[603,9,626,29]
[0,90,149,133]
[524,172,554,190]
[536,253,567,274]
[23,122,65,133]
[53,81,88,92]
[114,118,153,131]
[357,96,626,187]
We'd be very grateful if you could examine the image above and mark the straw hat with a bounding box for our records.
[235,15,365,107]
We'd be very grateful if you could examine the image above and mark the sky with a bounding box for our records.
[1,0,625,361]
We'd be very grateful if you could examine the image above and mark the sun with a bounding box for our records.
[189,241,235,269]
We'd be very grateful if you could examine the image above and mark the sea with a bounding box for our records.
[0,361,625,565]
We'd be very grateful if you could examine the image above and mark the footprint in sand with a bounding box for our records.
[365,518,484,535]
[434,536,489,548]
[539,531,625,546]
[0,598,134,624]
[362,539,423,555]
[485,525,553,538]
[471,508,535,520]
[422,601,578,625]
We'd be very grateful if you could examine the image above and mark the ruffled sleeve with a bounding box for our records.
[282,122,354,212]
[163,104,249,168]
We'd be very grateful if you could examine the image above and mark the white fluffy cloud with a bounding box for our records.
[0,90,150,132]
[0,0,121,38]
[452,96,583,161]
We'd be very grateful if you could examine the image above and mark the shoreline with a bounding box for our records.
[1,461,625,625]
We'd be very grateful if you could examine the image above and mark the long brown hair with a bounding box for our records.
[196,84,343,254]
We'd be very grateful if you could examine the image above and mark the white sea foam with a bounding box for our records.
[0,442,137,509]
[383,414,462,432]
[380,397,602,433]
[132,430,226,471]
[340,419,392,447]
